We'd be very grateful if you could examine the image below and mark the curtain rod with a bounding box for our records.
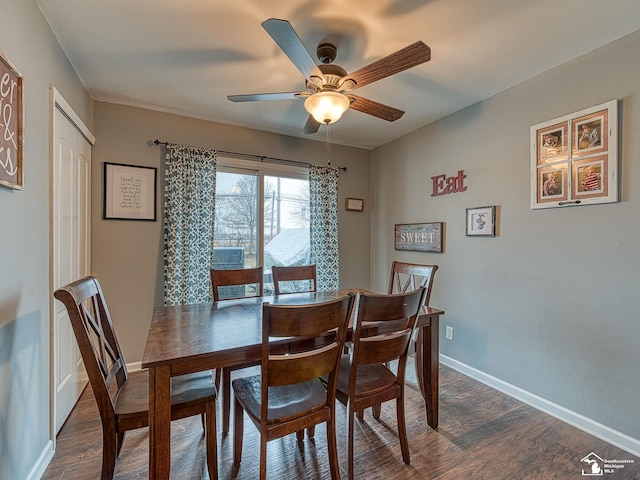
[153,140,347,172]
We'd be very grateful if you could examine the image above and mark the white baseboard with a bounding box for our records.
[127,361,142,372]
[440,354,640,458]
[28,440,54,480]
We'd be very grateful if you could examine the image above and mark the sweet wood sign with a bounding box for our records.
[394,223,443,253]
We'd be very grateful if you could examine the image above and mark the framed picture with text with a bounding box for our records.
[394,222,443,253]
[345,197,364,211]
[103,162,157,221]
[0,53,24,190]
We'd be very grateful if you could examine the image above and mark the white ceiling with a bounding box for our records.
[36,0,640,150]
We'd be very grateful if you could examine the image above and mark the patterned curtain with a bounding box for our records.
[163,145,217,305]
[309,165,340,291]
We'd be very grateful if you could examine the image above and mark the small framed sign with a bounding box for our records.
[103,162,157,221]
[345,197,364,211]
[466,206,496,237]
[394,223,443,253]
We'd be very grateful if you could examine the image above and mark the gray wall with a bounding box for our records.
[4,1,639,477]
[91,102,371,362]
[371,30,640,446]
[0,1,92,478]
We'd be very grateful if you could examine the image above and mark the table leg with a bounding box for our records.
[149,365,172,479]
[419,316,439,428]
[415,329,425,398]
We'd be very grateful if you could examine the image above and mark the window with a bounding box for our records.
[213,157,310,293]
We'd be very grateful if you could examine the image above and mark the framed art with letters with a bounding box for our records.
[0,53,24,190]
[103,162,157,221]
[394,222,443,253]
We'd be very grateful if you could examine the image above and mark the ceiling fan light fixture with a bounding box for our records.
[304,91,350,124]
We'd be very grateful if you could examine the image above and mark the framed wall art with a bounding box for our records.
[103,162,157,221]
[466,206,496,237]
[345,197,364,211]
[530,100,618,209]
[394,222,443,253]
[0,53,24,190]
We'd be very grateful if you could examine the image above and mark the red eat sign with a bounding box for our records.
[431,170,467,196]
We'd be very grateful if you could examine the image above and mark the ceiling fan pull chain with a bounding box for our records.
[326,122,331,166]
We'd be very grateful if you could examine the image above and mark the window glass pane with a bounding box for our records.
[264,176,310,293]
[213,171,258,282]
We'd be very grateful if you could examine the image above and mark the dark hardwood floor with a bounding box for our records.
[42,362,640,479]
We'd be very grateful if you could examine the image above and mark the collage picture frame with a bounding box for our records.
[530,100,618,209]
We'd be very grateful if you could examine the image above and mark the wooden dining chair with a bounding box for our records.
[271,264,316,295]
[334,288,427,480]
[271,263,320,439]
[210,266,264,301]
[53,276,217,480]
[388,261,438,397]
[232,294,355,480]
[210,266,264,434]
[388,261,438,302]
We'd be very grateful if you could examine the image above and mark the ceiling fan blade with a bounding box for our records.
[262,18,324,81]
[347,94,405,122]
[227,92,305,102]
[302,115,321,135]
[345,41,431,90]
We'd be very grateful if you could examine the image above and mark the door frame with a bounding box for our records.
[48,87,95,445]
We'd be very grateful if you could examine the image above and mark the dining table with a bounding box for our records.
[141,289,444,479]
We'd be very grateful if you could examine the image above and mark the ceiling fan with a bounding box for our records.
[228,18,431,135]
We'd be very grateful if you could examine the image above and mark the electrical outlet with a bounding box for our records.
[445,326,454,340]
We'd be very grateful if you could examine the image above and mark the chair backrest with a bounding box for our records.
[210,266,264,301]
[260,294,355,423]
[53,276,126,425]
[271,264,317,295]
[349,288,427,390]
[388,261,438,305]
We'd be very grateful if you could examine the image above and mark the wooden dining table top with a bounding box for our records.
[142,289,444,373]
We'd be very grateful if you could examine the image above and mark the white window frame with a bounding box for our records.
[215,155,309,268]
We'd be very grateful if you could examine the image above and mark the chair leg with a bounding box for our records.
[372,403,381,420]
[205,400,218,480]
[326,416,340,480]
[101,427,118,480]
[260,434,268,480]
[396,395,410,465]
[223,368,232,434]
[327,414,340,480]
[347,406,356,480]
[116,431,125,457]
[295,425,315,442]
[213,368,222,391]
[233,395,244,466]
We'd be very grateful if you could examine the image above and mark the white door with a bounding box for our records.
[50,88,95,434]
